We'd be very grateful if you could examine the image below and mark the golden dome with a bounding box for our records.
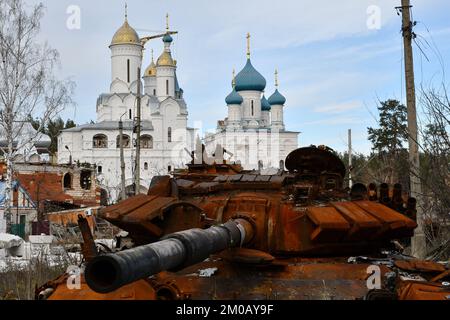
[157,51,175,67]
[111,20,140,46]
[145,61,157,77]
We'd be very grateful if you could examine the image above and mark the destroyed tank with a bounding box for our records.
[37,146,450,300]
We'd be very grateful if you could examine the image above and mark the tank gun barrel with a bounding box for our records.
[85,219,253,293]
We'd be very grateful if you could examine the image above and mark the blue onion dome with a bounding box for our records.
[268,89,286,105]
[163,33,173,43]
[235,59,266,92]
[261,95,271,111]
[225,89,243,105]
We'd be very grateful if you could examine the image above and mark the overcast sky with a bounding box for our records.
[30,0,450,154]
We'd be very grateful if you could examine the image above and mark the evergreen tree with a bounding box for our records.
[46,117,65,154]
[65,119,76,129]
[367,99,410,186]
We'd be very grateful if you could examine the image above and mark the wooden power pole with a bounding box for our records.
[119,113,127,200]
[399,0,426,258]
[134,67,142,196]
[348,129,353,189]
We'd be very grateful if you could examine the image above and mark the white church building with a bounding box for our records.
[58,13,195,201]
[58,8,300,202]
[204,35,299,170]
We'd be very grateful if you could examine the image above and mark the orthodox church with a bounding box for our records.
[57,11,196,201]
[204,34,299,170]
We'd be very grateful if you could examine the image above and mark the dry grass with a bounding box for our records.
[0,251,79,300]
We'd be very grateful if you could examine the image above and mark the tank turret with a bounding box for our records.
[38,145,450,300]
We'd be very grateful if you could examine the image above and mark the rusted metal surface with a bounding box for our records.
[394,260,446,273]
[41,146,449,300]
[149,259,391,300]
[397,281,450,300]
[78,214,98,261]
[38,275,156,300]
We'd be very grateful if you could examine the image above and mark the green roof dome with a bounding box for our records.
[235,59,266,92]
[268,89,286,105]
[163,33,173,43]
[261,95,271,111]
[225,89,243,105]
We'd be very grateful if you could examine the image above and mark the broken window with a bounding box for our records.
[63,173,72,189]
[100,188,108,206]
[93,134,108,149]
[140,135,153,149]
[80,170,92,190]
[116,134,131,148]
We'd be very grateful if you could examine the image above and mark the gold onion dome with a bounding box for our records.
[157,51,175,67]
[111,20,140,46]
[145,61,157,77]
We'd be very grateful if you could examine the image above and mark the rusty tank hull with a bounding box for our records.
[38,146,450,300]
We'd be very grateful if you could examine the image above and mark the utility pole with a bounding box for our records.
[134,67,142,196]
[398,0,426,258]
[348,129,353,189]
[119,112,127,200]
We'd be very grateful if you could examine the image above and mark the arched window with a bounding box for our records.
[127,59,130,83]
[166,79,169,95]
[251,100,254,116]
[144,162,148,170]
[129,109,132,120]
[140,135,153,149]
[116,134,131,148]
[93,134,108,149]
[153,89,156,96]
[168,127,172,143]
[63,173,72,189]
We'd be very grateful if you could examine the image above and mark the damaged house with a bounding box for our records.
[0,179,37,237]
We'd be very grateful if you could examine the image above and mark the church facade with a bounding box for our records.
[204,35,299,171]
[57,14,195,201]
[58,10,299,202]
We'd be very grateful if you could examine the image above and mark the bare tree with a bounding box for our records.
[0,0,74,233]
[418,85,450,260]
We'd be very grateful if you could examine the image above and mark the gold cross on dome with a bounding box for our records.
[246,33,251,59]
[232,69,236,87]
[166,13,170,31]
[275,69,279,88]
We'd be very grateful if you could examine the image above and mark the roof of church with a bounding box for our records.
[261,95,271,111]
[157,51,175,67]
[111,19,140,46]
[235,59,266,92]
[144,61,157,77]
[225,89,243,105]
[163,33,173,43]
[62,121,154,132]
[268,89,286,105]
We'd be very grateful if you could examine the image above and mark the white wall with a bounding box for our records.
[110,44,143,89]
[204,129,299,170]
[239,91,262,126]
[156,66,176,99]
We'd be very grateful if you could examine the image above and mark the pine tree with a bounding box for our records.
[367,99,410,186]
